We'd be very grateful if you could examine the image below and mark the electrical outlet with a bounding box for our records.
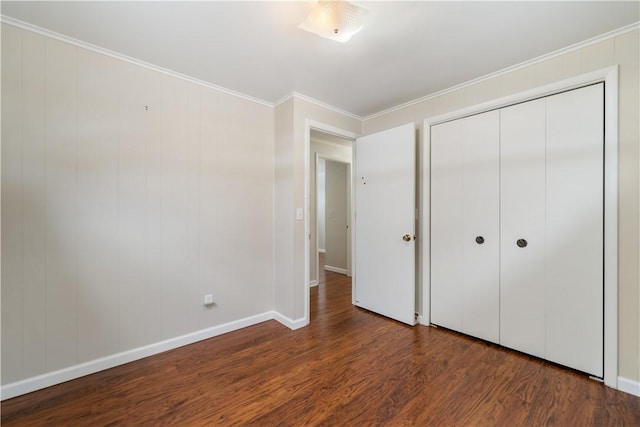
[204,294,214,305]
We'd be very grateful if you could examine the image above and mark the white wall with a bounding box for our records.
[1,24,275,387]
[363,29,640,384]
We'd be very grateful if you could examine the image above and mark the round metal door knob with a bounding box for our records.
[475,236,485,244]
[517,239,528,248]
[402,234,411,242]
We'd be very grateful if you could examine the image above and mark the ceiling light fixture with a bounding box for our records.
[299,0,368,43]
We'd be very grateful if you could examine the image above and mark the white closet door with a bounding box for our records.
[500,99,547,359]
[431,111,499,342]
[431,120,463,331]
[545,84,604,377]
[461,111,500,343]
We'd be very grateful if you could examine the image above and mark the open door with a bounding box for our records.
[354,123,416,325]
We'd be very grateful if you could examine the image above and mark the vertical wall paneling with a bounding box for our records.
[44,38,79,372]
[1,24,24,383]
[217,95,251,324]
[21,30,47,378]
[198,88,220,329]
[118,62,148,350]
[76,49,120,363]
[239,100,274,316]
[160,75,192,339]
[145,69,164,345]
[2,24,275,392]
[186,83,202,331]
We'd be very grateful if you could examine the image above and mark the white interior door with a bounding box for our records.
[354,123,416,325]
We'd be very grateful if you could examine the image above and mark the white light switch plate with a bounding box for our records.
[296,208,304,220]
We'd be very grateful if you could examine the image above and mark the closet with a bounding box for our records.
[430,83,604,377]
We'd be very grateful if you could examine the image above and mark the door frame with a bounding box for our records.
[315,153,352,285]
[422,66,619,388]
[305,120,358,320]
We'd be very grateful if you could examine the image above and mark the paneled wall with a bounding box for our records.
[1,24,274,385]
[363,29,640,383]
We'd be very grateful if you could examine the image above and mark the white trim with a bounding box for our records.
[1,311,275,400]
[277,92,363,121]
[318,248,326,254]
[309,280,318,287]
[617,377,640,397]
[273,92,295,108]
[4,14,636,124]
[365,22,639,121]
[0,16,273,108]
[422,66,618,388]
[272,312,307,330]
[324,265,348,275]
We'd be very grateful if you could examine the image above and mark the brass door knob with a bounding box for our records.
[402,234,411,242]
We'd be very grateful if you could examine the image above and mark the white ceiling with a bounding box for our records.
[2,1,638,117]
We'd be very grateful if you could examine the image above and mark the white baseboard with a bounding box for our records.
[324,265,347,275]
[272,312,308,330]
[309,280,318,287]
[1,311,277,401]
[618,376,640,396]
[318,249,326,253]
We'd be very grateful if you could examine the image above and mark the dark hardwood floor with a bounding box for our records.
[2,270,639,426]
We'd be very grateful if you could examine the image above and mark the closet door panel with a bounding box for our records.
[500,99,546,358]
[430,120,463,331]
[545,84,604,377]
[461,111,500,343]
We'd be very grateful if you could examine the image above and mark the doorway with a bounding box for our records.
[318,158,350,279]
[308,129,353,288]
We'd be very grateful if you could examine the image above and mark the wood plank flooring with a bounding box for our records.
[2,270,639,426]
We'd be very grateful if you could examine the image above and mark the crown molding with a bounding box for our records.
[363,21,640,121]
[2,15,637,124]
[0,15,274,108]
[273,92,295,108]
[275,91,363,121]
